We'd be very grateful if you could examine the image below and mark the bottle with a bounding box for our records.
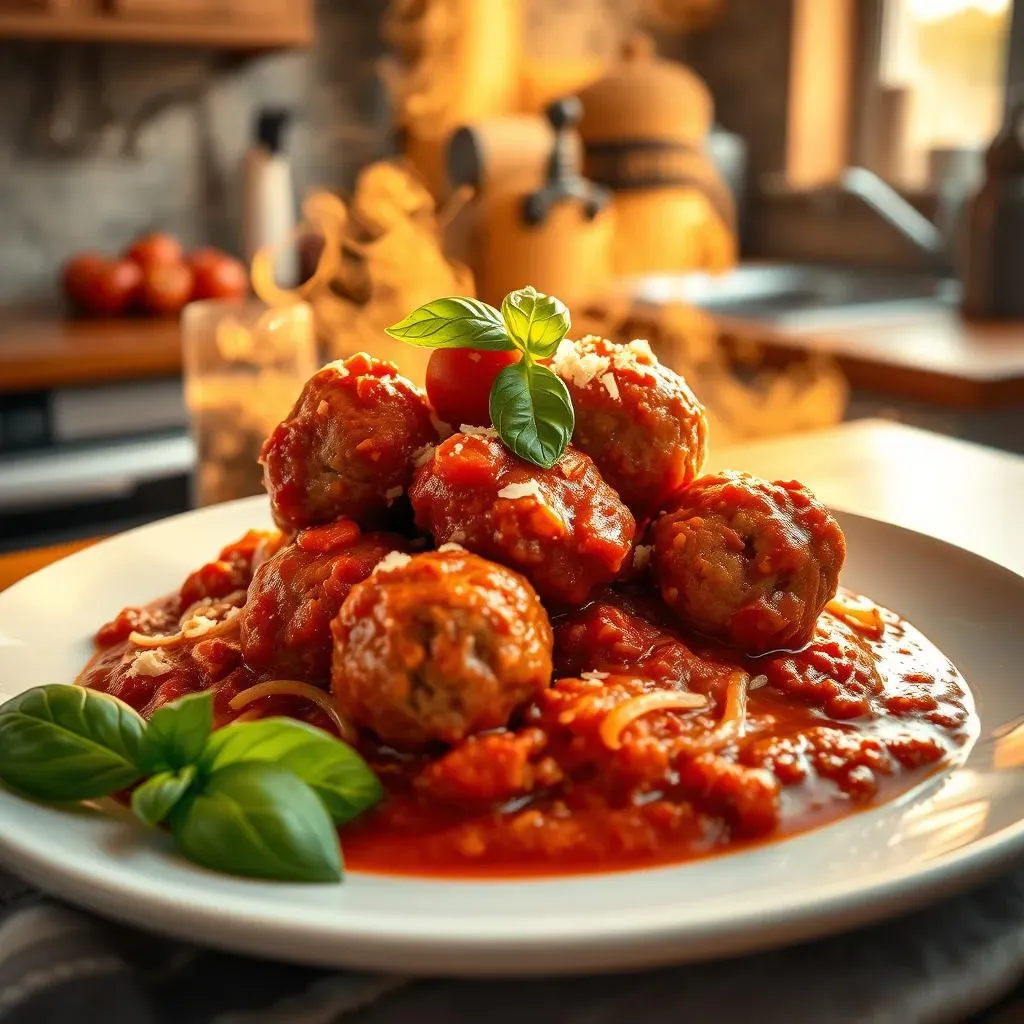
[962,100,1024,320]
[242,108,300,288]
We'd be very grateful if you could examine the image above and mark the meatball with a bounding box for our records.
[331,549,553,748]
[240,520,406,683]
[549,335,708,520]
[408,430,635,607]
[260,352,438,532]
[651,471,846,654]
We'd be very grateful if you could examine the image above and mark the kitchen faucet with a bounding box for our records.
[835,167,954,278]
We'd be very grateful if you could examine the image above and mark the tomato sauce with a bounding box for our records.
[78,533,976,880]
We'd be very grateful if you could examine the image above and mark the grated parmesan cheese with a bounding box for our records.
[181,613,221,638]
[316,399,329,416]
[459,423,498,438]
[132,649,173,677]
[600,372,621,401]
[581,670,610,682]
[750,674,769,690]
[411,443,436,468]
[384,485,404,505]
[611,338,657,374]
[632,544,653,570]
[373,550,412,574]
[447,529,467,544]
[437,542,466,553]
[496,480,546,502]
[549,338,610,388]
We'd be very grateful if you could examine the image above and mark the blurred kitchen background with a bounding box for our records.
[1,0,1021,552]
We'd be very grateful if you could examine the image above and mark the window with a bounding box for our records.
[872,0,1013,186]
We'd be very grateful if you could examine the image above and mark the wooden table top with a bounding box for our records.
[714,306,1024,409]
[2,419,1022,592]
[0,312,183,392]
[5,298,1024,411]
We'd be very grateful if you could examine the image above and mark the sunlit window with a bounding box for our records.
[879,0,1011,186]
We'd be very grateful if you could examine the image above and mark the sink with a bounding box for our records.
[622,264,961,328]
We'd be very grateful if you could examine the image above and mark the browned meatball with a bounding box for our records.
[549,335,708,521]
[408,429,635,607]
[260,352,438,532]
[331,549,553,748]
[239,520,407,683]
[651,471,846,654]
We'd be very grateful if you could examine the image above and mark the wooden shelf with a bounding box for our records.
[0,311,184,392]
[0,10,312,48]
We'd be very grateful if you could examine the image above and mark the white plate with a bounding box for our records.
[1,498,1023,976]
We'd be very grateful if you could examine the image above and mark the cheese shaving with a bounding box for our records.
[600,690,708,750]
[549,338,610,388]
[679,671,752,755]
[459,424,498,438]
[437,542,466,553]
[411,443,436,468]
[316,399,329,416]
[384,485,404,505]
[600,372,621,400]
[132,649,173,677]
[229,680,356,743]
[496,480,546,502]
[632,544,653,570]
[373,550,412,574]
[581,670,610,682]
[129,606,240,648]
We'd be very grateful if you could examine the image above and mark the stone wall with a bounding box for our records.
[0,0,390,305]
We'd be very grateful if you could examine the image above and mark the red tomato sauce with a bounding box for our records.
[77,533,976,880]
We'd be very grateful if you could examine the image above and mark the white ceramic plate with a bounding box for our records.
[1,498,1023,976]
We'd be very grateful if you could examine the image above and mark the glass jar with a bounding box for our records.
[183,299,317,508]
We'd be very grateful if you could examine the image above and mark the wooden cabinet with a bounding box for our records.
[0,0,313,47]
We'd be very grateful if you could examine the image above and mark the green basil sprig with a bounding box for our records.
[386,285,575,470]
[0,685,382,884]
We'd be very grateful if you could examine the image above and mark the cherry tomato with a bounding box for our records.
[63,255,142,317]
[188,247,249,301]
[124,232,182,270]
[425,348,520,428]
[136,261,194,317]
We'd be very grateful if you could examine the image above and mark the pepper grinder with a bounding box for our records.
[474,98,613,308]
[962,100,1024,320]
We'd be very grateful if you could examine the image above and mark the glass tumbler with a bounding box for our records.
[183,299,317,508]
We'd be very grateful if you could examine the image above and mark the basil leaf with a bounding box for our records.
[199,717,383,825]
[500,286,571,359]
[170,762,342,883]
[131,765,196,827]
[489,360,575,470]
[0,686,144,801]
[385,297,514,351]
[141,691,213,773]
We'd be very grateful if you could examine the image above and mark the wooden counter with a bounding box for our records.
[0,313,183,392]
[4,302,1024,411]
[714,306,1024,410]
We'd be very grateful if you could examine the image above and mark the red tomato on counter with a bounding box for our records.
[62,254,142,317]
[425,348,520,428]
[124,232,183,270]
[136,262,194,317]
[188,247,249,301]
